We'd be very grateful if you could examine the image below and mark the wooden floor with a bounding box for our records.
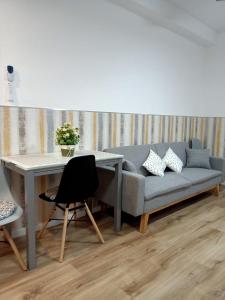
[1,189,225,300]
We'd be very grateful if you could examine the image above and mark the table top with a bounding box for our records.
[0,150,123,171]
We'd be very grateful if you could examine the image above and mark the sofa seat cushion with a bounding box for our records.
[180,168,222,185]
[144,173,191,201]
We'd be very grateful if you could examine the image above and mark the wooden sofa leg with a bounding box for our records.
[140,213,150,234]
[214,184,220,197]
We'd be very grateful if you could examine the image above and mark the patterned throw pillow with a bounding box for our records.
[143,149,166,177]
[163,148,183,173]
[0,199,17,221]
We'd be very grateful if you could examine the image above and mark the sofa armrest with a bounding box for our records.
[96,167,145,217]
[122,171,145,217]
[210,156,225,181]
[97,165,115,172]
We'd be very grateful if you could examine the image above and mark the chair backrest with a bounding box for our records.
[55,155,99,204]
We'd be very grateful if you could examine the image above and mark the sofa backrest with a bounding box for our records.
[154,142,189,166]
[104,144,156,176]
[104,141,189,176]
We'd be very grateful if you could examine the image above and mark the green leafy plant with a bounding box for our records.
[56,123,80,146]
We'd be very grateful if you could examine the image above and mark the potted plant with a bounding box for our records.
[56,123,80,157]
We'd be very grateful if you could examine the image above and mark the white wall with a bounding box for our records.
[204,33,225,117]
[0,0,209,116]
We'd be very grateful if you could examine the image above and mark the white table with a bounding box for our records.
[0,151,123,270]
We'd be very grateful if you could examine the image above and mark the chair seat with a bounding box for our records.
[40,187,59,202]
[0,199,17,221]
[0,205,23,226]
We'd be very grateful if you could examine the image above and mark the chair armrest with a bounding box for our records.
[96,167,145,217]
[210,156,225,181]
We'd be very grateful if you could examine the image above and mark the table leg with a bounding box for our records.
[24,172,36,270]
[114,159,122,231]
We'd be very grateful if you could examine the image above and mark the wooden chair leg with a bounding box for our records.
[84,202,104,244]
[140,213,150,234]
[59,207,69,263]
[38,205,56,239]
[2,227,27,271]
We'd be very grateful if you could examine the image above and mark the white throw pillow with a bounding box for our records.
[143,149,166,177]
[163,148,183,173]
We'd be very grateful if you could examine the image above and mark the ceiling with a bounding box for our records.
[169,0,225,32]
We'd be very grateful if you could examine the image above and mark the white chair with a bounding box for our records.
[0,203,27,271]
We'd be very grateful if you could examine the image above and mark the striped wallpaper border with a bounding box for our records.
[0,106,224,157]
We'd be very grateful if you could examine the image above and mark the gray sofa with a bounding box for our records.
[96,141,225,233]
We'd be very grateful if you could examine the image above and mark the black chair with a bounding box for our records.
[38,155,104,262]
